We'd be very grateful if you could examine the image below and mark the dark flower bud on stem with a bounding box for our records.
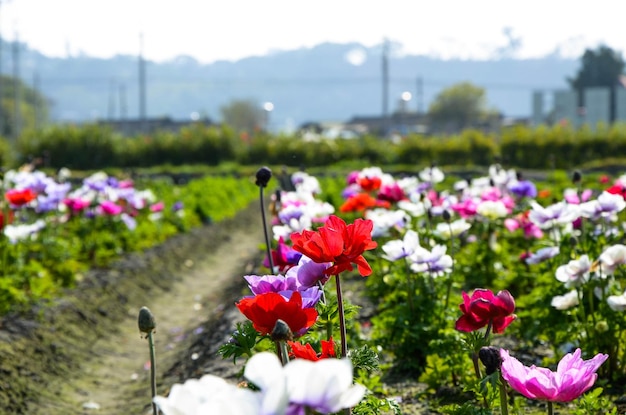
[442,209,451,222]
[271,319,293,342]
[138,306,156,335]
[255,166,272,188]
[572,170,582,184]
[479,346,502,375]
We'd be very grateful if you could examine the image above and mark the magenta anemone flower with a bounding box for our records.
[99,200,123,215]
[455,289,516,334]
[500,348,608,402]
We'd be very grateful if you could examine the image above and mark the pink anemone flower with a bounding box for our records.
[500,348,608,402]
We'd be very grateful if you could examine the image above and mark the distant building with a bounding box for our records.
[97,116,213,136]
[345,111,429,137]
[532,85,626,128]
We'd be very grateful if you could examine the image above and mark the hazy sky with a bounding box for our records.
[1,0,624,63]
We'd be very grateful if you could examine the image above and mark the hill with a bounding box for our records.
[8,40,579,130]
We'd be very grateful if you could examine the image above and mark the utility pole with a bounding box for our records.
[108,78,116,120]
[119,83,127,135]
[381,38,389,135]
[138,33,146,134]
[416,76,424,114]
[33,70,40,130]
[12,30,19,140]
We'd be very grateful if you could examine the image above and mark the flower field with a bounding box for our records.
[0,167,259,316]
[161,165,626,415]
[3,163,626,414]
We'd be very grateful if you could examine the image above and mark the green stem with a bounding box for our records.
[499,373,509,415]
[472,352,482,380]
[335,274,348,358]
[444,222,456,310]
[276,340,290,366]
[576,288,592,343]
[148,331,158,415]
[547,401,553,415]
[259,186,275,272]
[484,320,492,342]
[405,260,414,314]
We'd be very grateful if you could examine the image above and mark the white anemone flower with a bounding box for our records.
[596,244,626,276]
[525,246,560,265]
[365,208,409,238]
[419,166,445,184]
[434,219,471,239]
[551,290,580,310]
[272,216,312,241]
[154,352,288,415]
[528,201,580,229]
[284,358,366,414]
[607,290,626,312]
[410,244,453,277]
[4,219,46,244]
[291,172,321,194]
[397,200,426,217]
[382,229,420,261]
[579,191,626,220]
[476,200,508,219]
[555,255,592,288]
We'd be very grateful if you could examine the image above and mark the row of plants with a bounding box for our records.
[0,167,259,315]
[149,163,626,414]
[5,122,626,171]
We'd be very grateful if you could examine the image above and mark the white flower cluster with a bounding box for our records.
[154,352,365,415]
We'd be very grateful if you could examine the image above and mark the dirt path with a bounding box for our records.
[0,203,264,415]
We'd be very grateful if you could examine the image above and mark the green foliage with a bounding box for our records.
[568,45,625,90]
[17,124,117,170]
[0,75,50,138]
[220,98,267,133]
[428,82,500,133]
[11,121,626,172]
[0,173,258,315]
[218,320,260,364]
[352,393,402,415]
[571,387,618,415]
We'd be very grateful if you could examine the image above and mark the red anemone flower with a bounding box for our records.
[339,193,378,213]
[358,176,382,192]
[455,288,516,334]
[288,337,337,361]
[5,188,37,206]
[606,184,626,199]
[236,291,317,337]
[290,215,377,277]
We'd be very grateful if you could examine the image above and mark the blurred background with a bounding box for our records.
[0,0,624,138]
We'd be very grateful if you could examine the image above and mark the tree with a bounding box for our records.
[427,82,498,133]
[0,75,50,138]
[568,45,625,90]
[219,99,265,133]
[568,45,625,122]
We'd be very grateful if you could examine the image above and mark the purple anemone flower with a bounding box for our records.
[286,256,332,289]
[244,274,298,296]
[508,180,537,198]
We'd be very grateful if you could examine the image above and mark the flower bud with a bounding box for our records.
[255,166,272,188]
[595,321,609,333]
[270,319,293,342]
[479,346,502,375]
[138,306,156,335]
[572,170,582,184]
[227,331,241,346]
[442,209,451,222]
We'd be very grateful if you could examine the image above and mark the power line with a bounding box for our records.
[30,76,561,91]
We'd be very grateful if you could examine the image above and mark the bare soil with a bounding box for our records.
[0,203,264,415]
